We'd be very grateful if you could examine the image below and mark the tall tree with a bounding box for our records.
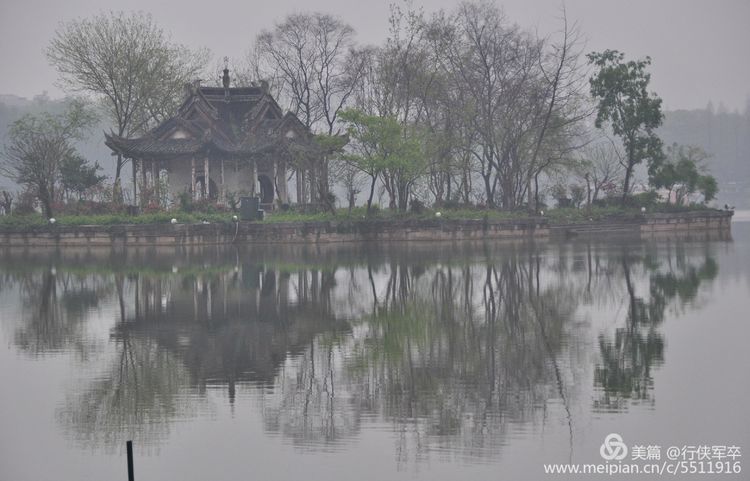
[47,11,209,201]
[1,101,96,217]
[524,7,590,213]
[252,12,366,134]
[429,1,551,209]
[250,12,367,203]
[587,50,664,204]
[340,109,424,214]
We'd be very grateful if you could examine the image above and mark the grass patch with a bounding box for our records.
[0,211,236,229]
[263,205,526,223]
[0,203,720,230]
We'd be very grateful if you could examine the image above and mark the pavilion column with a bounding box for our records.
[204,155,210,199]
[153,160,161,206]
[150,159,154,187]
[250,159,257,197]
[140,159,147,206]
[295,169,302,204]
[191,156,197,200]
[132,158,138,206]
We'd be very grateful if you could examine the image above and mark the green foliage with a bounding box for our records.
[224,191,241,212]
[650,144,718,204]
[339,108,426,213]
[569,185,586,208]
[60,154,105,199]
[629,191,659,208]
[0,211,234,229]
[314,133,349,153]
[550,184,569,207]
[340,109,407,172]
[588,50,664,200]
[0,203,721,230]
[697,175,718,203]
[178,191,193,212]
[178,192,229,214]
[544,205,632,223]
[1,100,97,217]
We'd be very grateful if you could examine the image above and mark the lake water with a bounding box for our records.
[1,219,748,480]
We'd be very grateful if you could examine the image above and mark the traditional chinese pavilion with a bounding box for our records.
[105,68,316,209]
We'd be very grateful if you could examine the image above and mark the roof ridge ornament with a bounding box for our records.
[222,56,230,94]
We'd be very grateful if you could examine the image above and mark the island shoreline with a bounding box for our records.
[0,210,734,247]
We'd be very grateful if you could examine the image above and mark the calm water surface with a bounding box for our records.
[1,221,749,480]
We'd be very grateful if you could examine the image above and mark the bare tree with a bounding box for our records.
[428,2,546,209]
[417,2,592,211]
[525,7,591,212]
[250,12,367,204]
[330,160,363,213]
[46,11,209,201]
[577,140,625,205]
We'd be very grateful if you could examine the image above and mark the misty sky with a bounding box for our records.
[1,0,748,111]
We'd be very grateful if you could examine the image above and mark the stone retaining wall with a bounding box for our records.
[0,218,548,247]
[548,210,733,239]
[0,210,733,247]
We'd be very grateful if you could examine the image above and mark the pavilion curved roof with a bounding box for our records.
[104,131,276,158]
[104,81,315,159]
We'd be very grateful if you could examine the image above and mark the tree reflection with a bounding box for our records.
[594,243,718,410]
[338,250,582,462]
[59,257,350,450]
[8,268,112,357]
[0,240,723,459]
[56,336,194,452]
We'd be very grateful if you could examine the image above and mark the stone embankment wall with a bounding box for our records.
[0,210,733,247]
[549,210,733,239]
[0,218,548,247]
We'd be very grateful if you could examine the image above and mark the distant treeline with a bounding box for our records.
[660,104,750,206]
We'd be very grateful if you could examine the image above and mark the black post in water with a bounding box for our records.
[126,440,135,481]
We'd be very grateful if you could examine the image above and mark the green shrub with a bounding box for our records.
[627,191,659,208]
[178,191,193,212]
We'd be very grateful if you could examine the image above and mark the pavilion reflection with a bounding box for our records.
[53,257,349,451]
[114,262,348,394]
